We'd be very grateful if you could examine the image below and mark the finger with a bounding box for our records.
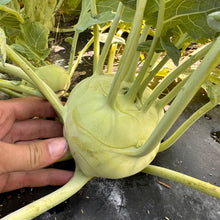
[3,119,63,143]
[2,97,59,120]
[0,168,74,193]
[0,138,68,173]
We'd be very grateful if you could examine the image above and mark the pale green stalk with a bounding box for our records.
[0,5,24,23]
[90,0,100,71]
[53,0,65,16]
[68,32,79,76]
[106,0,148,107]
[0,63,32,83]
[135,36,220,157]
[126,0,165,103]
[51,27,76,33]
[94,2,124,75]
[138,33,189,98]
[0,87,25,98]
[125,24,150,83]
[142,43,212,112]
[0,79,43,97]
[159,101,216,152]
[6,45,64,120]
[158,76,189,107]
[138,55,169,97]
[106,29,123,74]
[143,165,220,199]
[2,168,92,220]
[107,43,117,74]
[69,36,94,79]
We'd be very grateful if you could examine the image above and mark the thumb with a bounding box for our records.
[0,138,68,173]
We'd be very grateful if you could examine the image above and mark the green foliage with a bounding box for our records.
[0,27,6,65]
[22,0,57,30]
[61,0,81,14]
[0,0,23,29]
[207,11,220,32]
[74,0,115,33]
[11,22,50,64]
[0,0,12,4]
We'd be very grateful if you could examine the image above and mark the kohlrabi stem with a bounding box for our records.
[2,167,92,220]
[142,43,212,112]
[159,101,216,152]
[138,33,189,98]
[106,29,123,74]
[91,0,100,71]
[142,165,220,199]
[53,0,65,16]
[138,55,170,97]
[158,76,189,107]
[107,43,117,74]
[126,0,165,103]
[6,45,65,120]
[0,63,33,83]
[125,24,150,83]
[0,5,24,23]
[0,79,43,97]
[69,36,94,79]
[68,32,79,76]
[136,36,220,157]
[0,87,25,98]
[106,0,148,108]
[94,2,124,75]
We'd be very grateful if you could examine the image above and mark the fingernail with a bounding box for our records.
[49,138,68,158]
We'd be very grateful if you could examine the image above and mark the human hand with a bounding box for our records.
[0,97,73,193]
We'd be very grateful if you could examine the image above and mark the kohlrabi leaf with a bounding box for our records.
[207,83,220,105]
[62,0,81,13]
[12,22,50,64]
[119,0,158,23]
[160,34,181,66]
[98,0,135,22]
[207,11,220,32]
[0,3,23,29]
[0,27,6,65]
[0,0,12,4]
[99,33,125,44]
[121,0,220,40]
[137,40,164,53]
[161,0,220,40]
[22,0,57,30]
[74,0,115,33]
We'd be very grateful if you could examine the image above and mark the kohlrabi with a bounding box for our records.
[1,0,220,219]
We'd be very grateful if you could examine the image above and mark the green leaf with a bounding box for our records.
[62,0,81,14]
[0,0,12,4]
[22,0,57,30]
[119,0,158,23]
[0,27,6,65]
[99,33,125,44]
[207,83,220,105]
[207,11,220,32]
[74,0,115,33]
[12,22,50,64]
[137,40,164,53]
[162,0,220,40]
[0,4,23,29]
[121,0,220,41]
[160,34,181,66]
[98,0,135,22]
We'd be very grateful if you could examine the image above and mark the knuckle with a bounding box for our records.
[27,142,43,169]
